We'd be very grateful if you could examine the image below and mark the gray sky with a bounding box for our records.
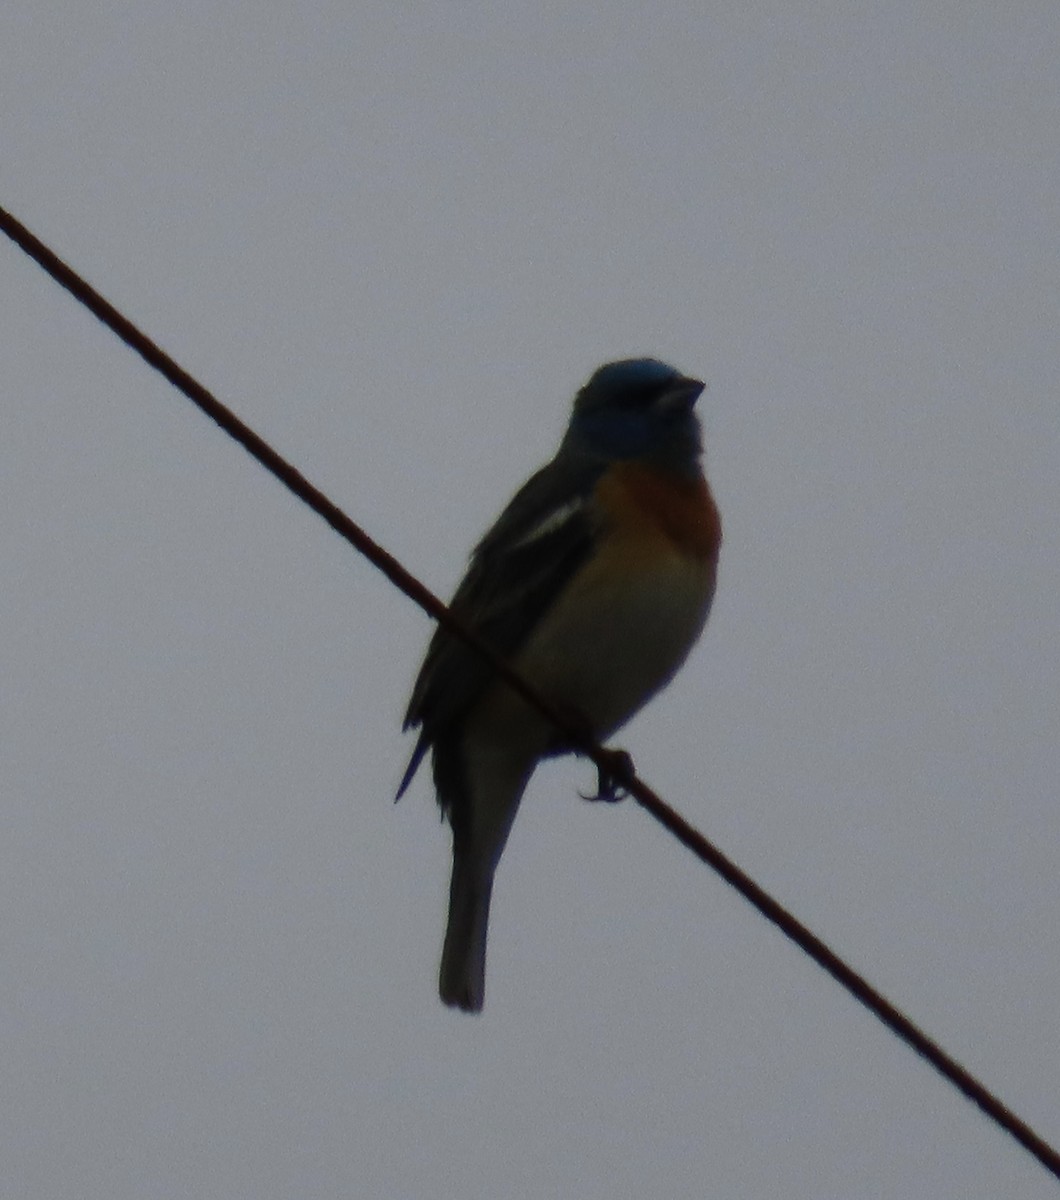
[2,3,1059,1197]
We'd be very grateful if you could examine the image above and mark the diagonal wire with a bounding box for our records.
[2,201,1057,1183]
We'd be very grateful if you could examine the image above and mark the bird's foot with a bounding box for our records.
[579,748,635,804]
[545,703,634,803]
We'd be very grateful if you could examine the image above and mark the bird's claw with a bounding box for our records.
[579,749,635,803]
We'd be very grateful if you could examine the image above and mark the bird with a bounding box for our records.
[397,358,722,1012]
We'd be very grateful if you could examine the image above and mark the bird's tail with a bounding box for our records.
[439,848,494,1012]
[434,732,538,1012]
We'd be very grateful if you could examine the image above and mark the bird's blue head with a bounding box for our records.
[564,358,705,472]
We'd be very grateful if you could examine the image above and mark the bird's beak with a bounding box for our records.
[660,375,706,413]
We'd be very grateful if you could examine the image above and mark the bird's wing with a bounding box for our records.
[396,453,605,797]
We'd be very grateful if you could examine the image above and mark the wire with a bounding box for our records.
[2,201,1057,1182]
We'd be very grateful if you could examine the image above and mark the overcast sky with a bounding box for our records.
[2,3,1059,1197]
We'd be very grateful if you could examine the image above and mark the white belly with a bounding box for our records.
[513,548,714,740]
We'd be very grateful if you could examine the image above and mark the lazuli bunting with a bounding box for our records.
[398,358,722,1011]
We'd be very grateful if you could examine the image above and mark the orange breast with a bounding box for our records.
[595,462,722,563]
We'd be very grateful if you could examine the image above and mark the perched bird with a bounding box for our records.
[397,358,722,1012]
